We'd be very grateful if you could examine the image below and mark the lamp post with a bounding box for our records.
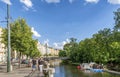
[45,43,47,59]
[7,4,11,72]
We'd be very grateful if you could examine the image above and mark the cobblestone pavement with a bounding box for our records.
[0,67,32,77]
[0,63,46,77]
[28,70,44,77]
[0,63,32,77]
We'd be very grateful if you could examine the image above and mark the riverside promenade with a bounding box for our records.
[0,62,32,77]
[0,62,45,77]
[0,67,32,77]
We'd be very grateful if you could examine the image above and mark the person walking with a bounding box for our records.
[38,58,44,73]
[32,59,37,71]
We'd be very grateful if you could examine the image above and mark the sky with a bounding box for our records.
[0,0,120,49]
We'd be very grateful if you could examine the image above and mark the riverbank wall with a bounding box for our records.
[104,69,120,75]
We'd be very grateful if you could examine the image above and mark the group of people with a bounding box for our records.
[31,58,55,77]
[90,64,103,69]
[31,58,47,72]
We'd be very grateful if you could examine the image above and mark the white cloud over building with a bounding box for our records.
[53,38,70,49]
[43,39,49,46]
[31,27,41,37]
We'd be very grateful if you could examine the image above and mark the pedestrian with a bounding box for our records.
[32,58,36,71]
[38,58,44,73]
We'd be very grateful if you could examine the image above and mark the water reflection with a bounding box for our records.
[54,64,120,77]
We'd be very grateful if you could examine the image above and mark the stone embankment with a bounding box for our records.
[104,69,120,75]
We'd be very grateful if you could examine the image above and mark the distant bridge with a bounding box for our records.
[45,56,69,60]
[60,57,70,60]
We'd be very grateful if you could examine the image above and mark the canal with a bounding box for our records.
[51,60,120,77]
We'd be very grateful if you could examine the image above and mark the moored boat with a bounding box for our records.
[80,63,91,70]
[90,68,103,72]
[80,62,104,72]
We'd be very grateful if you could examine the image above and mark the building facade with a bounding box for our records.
[37,42,60,56]
[0,27,6,62]
[37,42,46,55]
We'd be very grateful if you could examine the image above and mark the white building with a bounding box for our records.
[0,27,6,62]
[37,42,60,56]
[37,42,46,55]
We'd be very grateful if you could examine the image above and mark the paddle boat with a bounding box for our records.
[90,68,103,72]
[80,62,104,73]
[81,63,91,70]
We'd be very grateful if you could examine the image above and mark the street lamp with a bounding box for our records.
[45,43,47,59]
[7,4,11,72]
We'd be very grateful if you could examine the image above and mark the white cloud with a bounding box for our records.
[42,0,76,4]
[85,0,99,3]
[20,0,33,8]
[31,27,41,37]
[66,38,70,43]
[53,38,70,49]
[1,0,11,5]
[108,0,120,4]
[53,42,63,49]
[69,0,75,3]
[23,6,29,11]
[44,39,49,46]
[43,0,60,3]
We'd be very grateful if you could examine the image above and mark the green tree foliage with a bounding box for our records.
[92,28,112,63]
[114,8,120,31]
[59,50,67,57]
[63,43,71,57]
[78,38,96,63]
[63,38,79,62]
[1,18,41,58]
[62,8,120,65]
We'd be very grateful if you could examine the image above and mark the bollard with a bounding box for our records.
[43,68,49,77]
[48,68,55,77]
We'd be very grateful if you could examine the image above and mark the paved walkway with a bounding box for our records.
[0,67,32,77]
[0,62,33,77]
[0,62,46,77]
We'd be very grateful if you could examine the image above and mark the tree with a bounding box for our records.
[78,38,95,63]
[63,38,79,62]
[59,50,67,57]
[1,18,41,67]
[112,8,120,63]
[24,40,41,58]
[114,8,120,31]
[92,28,112,63]
[59,8,120,65]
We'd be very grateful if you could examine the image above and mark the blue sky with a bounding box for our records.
[0,0,120,49]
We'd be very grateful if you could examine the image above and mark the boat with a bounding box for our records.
[90,68,103,72]
[80,62,104,72]
[81,63,91,70]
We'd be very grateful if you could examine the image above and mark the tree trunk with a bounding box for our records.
[19,52,21,68]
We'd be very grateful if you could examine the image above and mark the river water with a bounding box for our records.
[53,63,120,77]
